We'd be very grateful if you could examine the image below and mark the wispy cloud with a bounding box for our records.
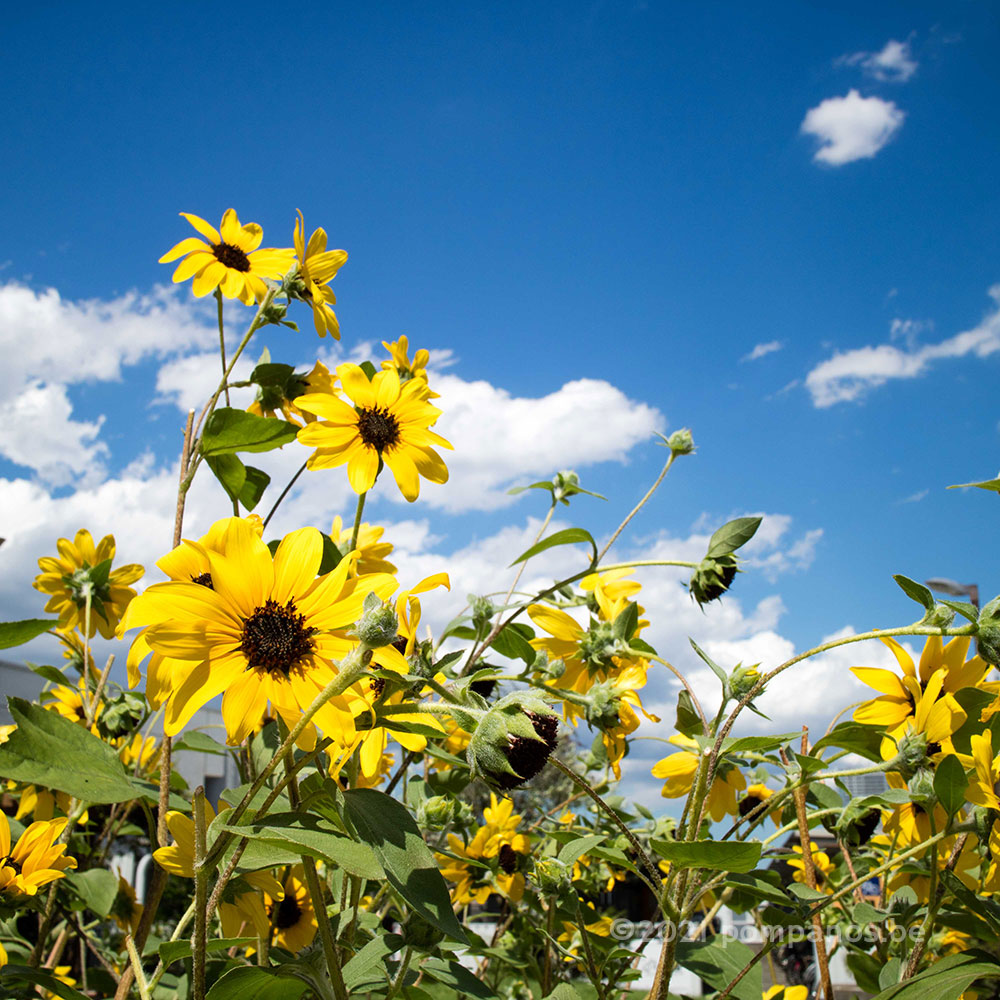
[805,286,1000,407]
[838,38,918,82]
[801,90,904,166]
[742,340,783,363]
[897,489,929,504]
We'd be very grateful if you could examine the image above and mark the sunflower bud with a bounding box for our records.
[885,730,929,779]
[976,597,1000,668]
[666,428,695,456]
[419,795,457,830]
[403,913,444,950]
[467,693,560,791]
[356,592,399,648]
[689,554,739,606]
[728,663,761,700]
[583,680,622,731]
[532,857,571,894]
[907,768,937,807]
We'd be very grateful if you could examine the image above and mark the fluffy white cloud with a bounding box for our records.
[742,341,782,362]
[0,381,108,485]
[806,286,1000,406]
[800,90,904,166]
[427,374,664,512]
[839,39,918,82]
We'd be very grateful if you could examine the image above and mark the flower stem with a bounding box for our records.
[350,490,367,552]
[598,448,676,562]
[192,785,209,1000]
[214,288,230,407]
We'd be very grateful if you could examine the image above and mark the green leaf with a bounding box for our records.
[545,987,585,1000]
[868,951,1000,1000]
[690,638,728,688]
[0,619,56,649]
[720,733,801,754]
[652,839,761,873]
[787,882,827,901]
[219,813,384,879]
[811,721,884,761]
[342,788,466,941]
[0,966,90,1000]
[934,753,968,817]
[359,360,378,380]
[557,834,606,866]
[950,686,997,754]
[509,527,598,567]
[342,933,405,990]
[67,868,119,916]
[612,601,639,643]
[159,936,256,965]
[948,477,1000,493]
[0,697,142,804]
[490,622,536,665]
[200,407,299,456]
[939,599,980,623]
[421,957,498,999]
[706,517,761,558]
[675,936,761,1000]
[30,662,71,685]
[674,689,704,738]
[206,967,308,1000]
[204,453,271,511]
[724,869,794,908]
[318,533,343,574]
[173,730,231,756]
[250,362,296,387]
[893,574,935,611]
[853,900,890,923]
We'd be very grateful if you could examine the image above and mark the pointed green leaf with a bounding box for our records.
[674,689,703,737]
[652,839,761,874]
[509,527,597,567]
[948,477,1000,493]
[0,966,90,1000]
[690,638,728,687]
[206,967,308,1000]
[868,951,1000,1000]
[675,936,761,1000]
[342,788,466,941]
[706,517,761,558]
[249,362,297,387]
[200,407,299,456]
[939,599,979,623]
[490,622,536,664]
[893,574,935,611]
[0,619,56,649]
[934,753,969,818]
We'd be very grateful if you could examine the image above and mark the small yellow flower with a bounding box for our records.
[293,211,348,338]
[266,866,318,953]
[787,841,836,894]
[33,530,143,639]
[330,516,397,576]
[159,209,295,305]
[381,336,438,398]
[764,987,809,1000]
[297,363,452,502]
[651,735,745,821]
[0,812,77,897]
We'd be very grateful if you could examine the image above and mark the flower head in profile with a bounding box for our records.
[330,516,397,576]
[291,210,348,338]
[0,813,77,897]
[297,363,452,502]
[119,518,397,745]
[33,529,143,639]
[381,336,438,398]
[651,735,746,821]
[159,209,295,305]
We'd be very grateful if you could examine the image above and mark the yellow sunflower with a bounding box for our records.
[0,813,77,897]
[787,841,836,894]
[293,211,348,338]
[330,516,397,576]
[296,363,452,502]
[118,518,398,745]
[33,529,143,639]
[266,866,317,953]
[159,209,295,305]
[381,336,438,398]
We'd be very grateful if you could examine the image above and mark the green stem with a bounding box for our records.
[350,490,367,553]
[576,896,607,1000]
[384,946,413,1000]
[192,786,208,1000]
[215,288,230,407]
[125,934,153,1000]
[598,448,677,562]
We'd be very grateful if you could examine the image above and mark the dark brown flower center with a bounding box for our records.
[191,572,214,589]
[498,843,517,875]
[272,894,302,930]
[240,599,316,676]
[497,710,559,790]
[369,677,386,699]
[213,241,251,273]
[357,406,401,451]
[1,855,22,875]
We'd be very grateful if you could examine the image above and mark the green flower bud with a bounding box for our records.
[976,596,1000,668]
[97,691,146,740]
[666,428,695,455]
[356,592,399,648]
[467,693,560,791]
[470,594,496,620]
[259,301,289,325]
[688,554,739,606]
[728,663,761,700]
[552,470,580,502]
[907,767,937,806]
[403,912,444,950]
[419,795,456,830]
[885,730,929,779]
[583,680,623,731]
[532,856,571,894]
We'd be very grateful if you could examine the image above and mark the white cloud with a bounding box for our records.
[839,39,918,82]
[897,489,929,504]
[742,341,782,363]
[800,90,904,166]
[806,286,1000,407]
[426,374,665,512]
[0,381,108,485]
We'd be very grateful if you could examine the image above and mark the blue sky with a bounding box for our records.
[1,1,998,801]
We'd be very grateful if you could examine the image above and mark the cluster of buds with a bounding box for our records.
[467,693,560,791]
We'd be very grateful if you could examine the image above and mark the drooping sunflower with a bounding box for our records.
[0,813,77,897]
[296,363,452,501]
[33,529,143,639]
[118,518,398,745]
[292,211,348,338]
[159,209,295,305]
